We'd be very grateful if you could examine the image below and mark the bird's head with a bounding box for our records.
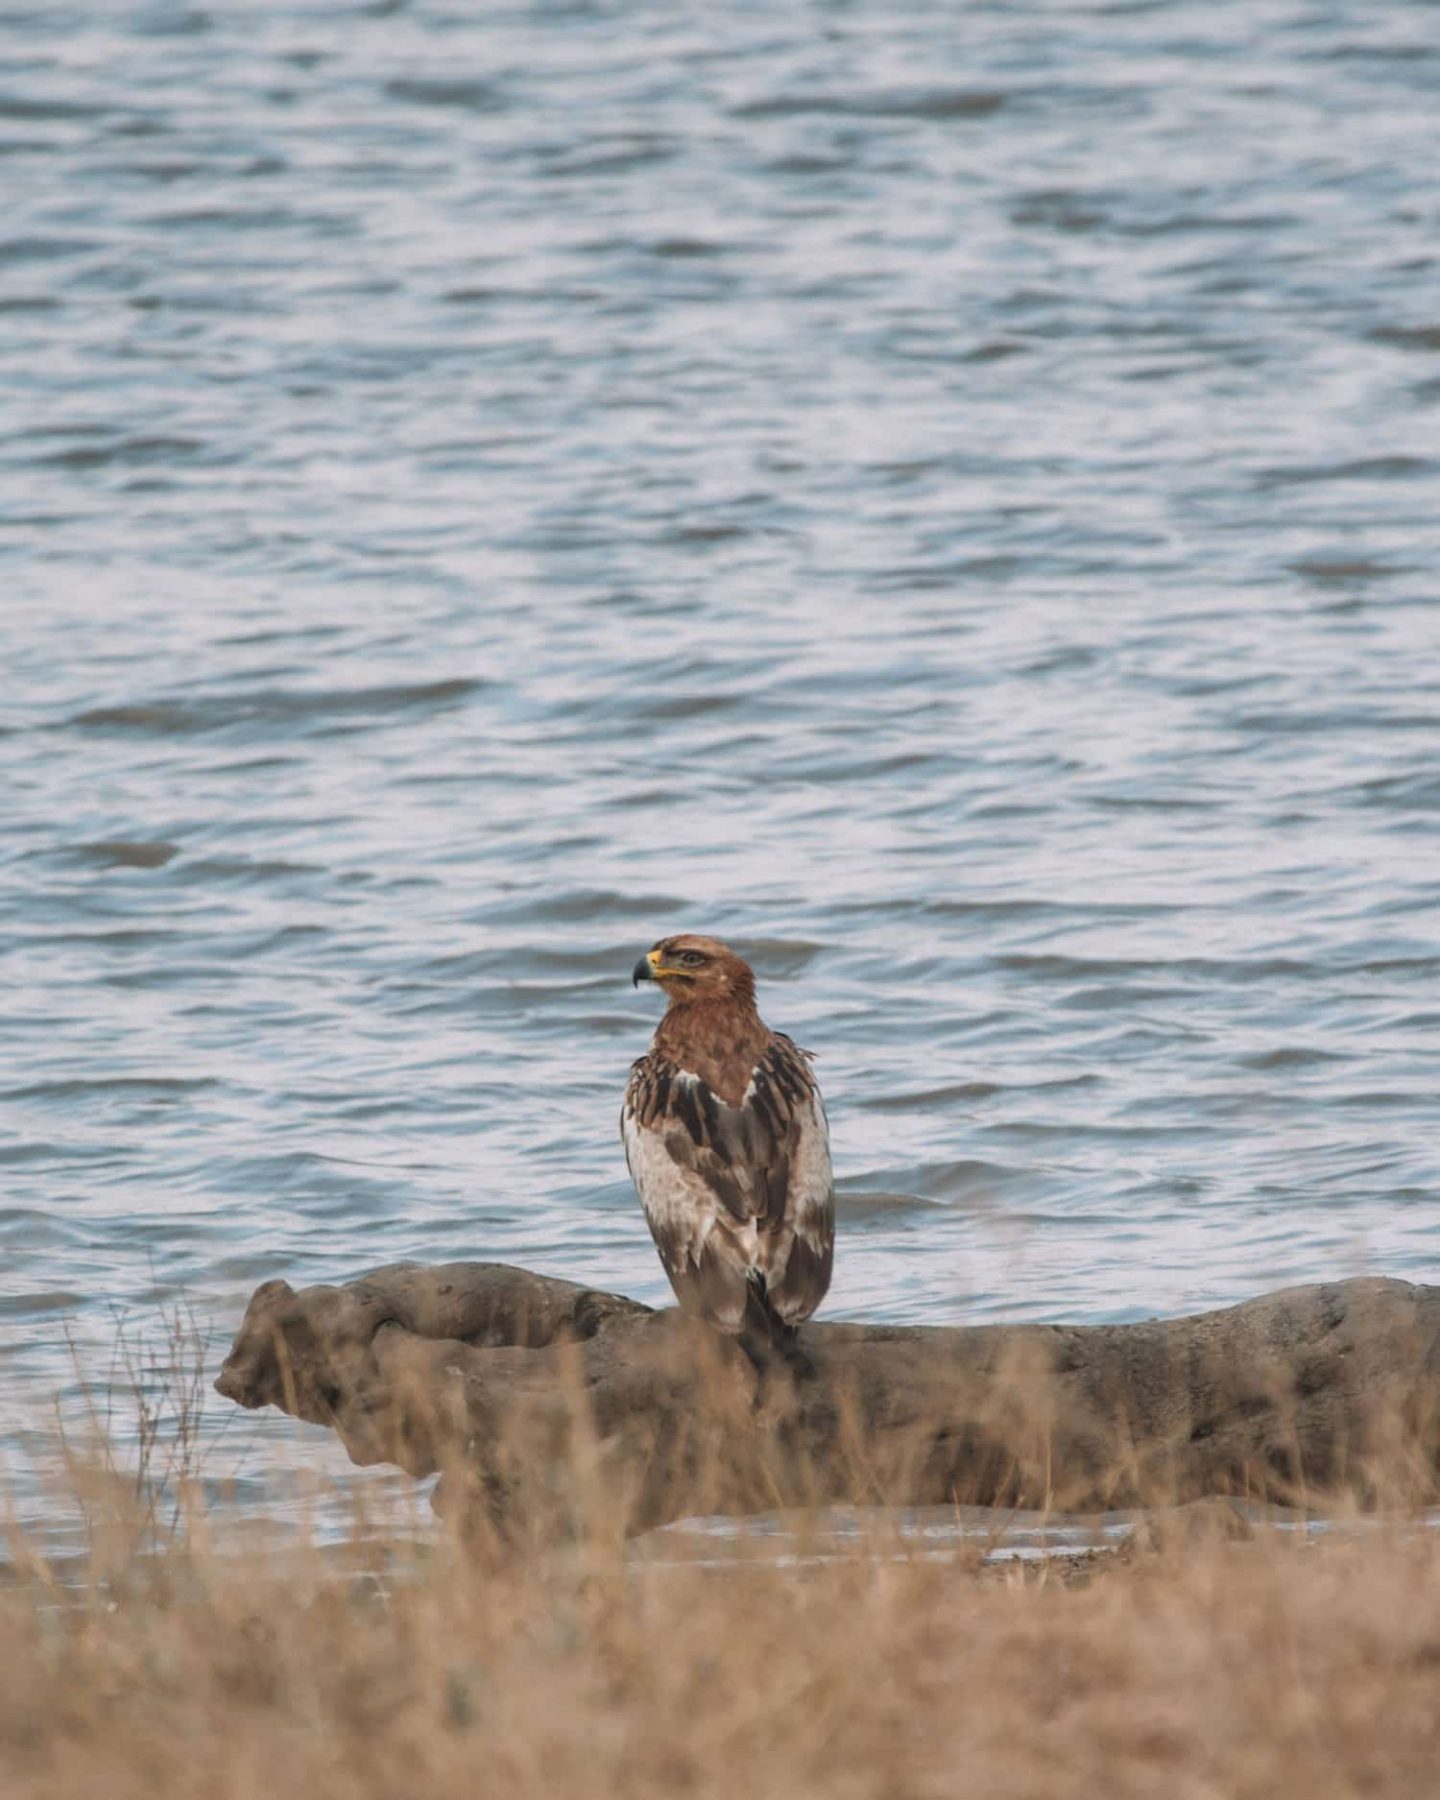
[632,934,757,1008]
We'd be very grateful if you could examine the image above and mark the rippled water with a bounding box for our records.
[3,0,1439,1535]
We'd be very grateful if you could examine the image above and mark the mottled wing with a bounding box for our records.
[622,1036,835,1329]
[619,1051,712,1303]
[763,1037,835,1326]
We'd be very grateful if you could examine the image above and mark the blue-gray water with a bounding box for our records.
[3,0,1438,1538]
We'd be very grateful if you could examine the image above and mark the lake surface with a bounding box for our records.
[3,0,1438,1541]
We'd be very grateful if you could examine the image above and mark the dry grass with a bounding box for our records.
[5,1317,1440,1800]
[5,1514,1440,1800]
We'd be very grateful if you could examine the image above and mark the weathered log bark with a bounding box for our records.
[215,1264,1440,1538]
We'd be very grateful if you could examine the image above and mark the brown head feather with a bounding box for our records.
[640,935,770,1107]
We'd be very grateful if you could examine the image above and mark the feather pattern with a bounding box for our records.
[623,947,835,1339]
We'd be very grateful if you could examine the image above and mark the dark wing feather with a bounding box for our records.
[624,1035,834,1332]
[652,1036,814,1226]
[775,1226,833,1325]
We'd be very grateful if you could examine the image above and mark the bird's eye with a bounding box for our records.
[676,950,705,968]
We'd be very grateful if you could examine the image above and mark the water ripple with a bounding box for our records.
[3,0,1439,1540]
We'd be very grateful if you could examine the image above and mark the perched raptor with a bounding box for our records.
[623,934,835,1355]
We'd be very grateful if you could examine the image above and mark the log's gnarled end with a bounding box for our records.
[215,1261,650,1404]
[215,1264,1440,1537]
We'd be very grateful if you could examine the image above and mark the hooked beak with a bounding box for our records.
[632,953,656,987]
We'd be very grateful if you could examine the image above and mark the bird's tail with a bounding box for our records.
[739,1272,816,1382]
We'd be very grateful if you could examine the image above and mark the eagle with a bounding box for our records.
[622,934,835,1360]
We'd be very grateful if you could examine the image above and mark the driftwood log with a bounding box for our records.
[215,1264,1440,1539]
